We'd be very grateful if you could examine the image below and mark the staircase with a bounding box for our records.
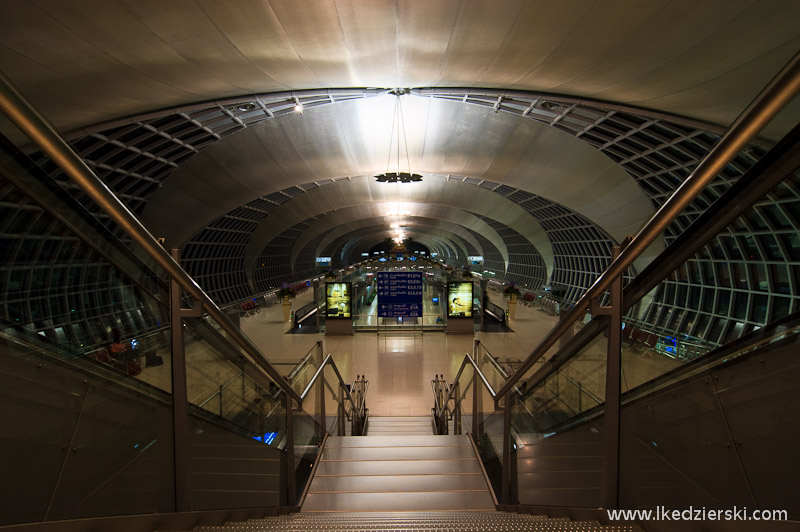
[184,511,643,531]
[366,416,432,436]
[303,434,494,512]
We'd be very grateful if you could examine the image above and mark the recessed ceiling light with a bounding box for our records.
[540,101,561,111]
[236,102,256,112]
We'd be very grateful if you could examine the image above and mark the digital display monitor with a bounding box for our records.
[447,282,473,318]
[326,282,352,319]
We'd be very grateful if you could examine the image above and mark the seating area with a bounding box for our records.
[536,297,561,316]
[239,299,260,316]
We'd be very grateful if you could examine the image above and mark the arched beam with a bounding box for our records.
[296,212,500,273]
[243,176,552,282]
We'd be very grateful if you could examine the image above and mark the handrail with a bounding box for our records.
[495,49,800,401]
[514,120,800,400]
[287,347,317,382]
[485,300,506,322]
[300,353,366,419]
[0,71,302,405]
[445,353,498,407]
[479,348,511,381]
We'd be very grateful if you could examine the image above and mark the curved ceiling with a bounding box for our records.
[2,1,798,303]
[292,210,507,270]
[2,0,798,138]
[239,176,559,278]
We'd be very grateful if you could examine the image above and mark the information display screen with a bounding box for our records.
[447,282,473,318]
[326,282,351,319]
[377,272,422,317]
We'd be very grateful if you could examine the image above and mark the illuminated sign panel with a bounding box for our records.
[325,282,351,319]
[447,282,473,318]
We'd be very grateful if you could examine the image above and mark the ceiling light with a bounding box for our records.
[236,102,256,112]
[376,172,422,183]
[375,90,421,184]
[294,102,304,114]
[540,101,561,111]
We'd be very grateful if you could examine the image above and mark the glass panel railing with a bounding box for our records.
[287,344,319,397]
[617,312,800,518]
[292,397,321,504]
[0,329,177,524]
[513,327,606,437]
[0,136,180,525]
[455,364,474,437]
[183,314,287,510]
[323,364,343,436]
[497,104,800,510]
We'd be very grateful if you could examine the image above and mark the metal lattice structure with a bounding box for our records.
[0,174,164,350]
[11,87,800,346]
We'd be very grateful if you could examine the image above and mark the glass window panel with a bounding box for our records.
[732,292,748,320]
[772,297,791,320]
[749,294,768,323]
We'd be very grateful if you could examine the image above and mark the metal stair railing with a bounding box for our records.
[295,348,369,437]
[0,73,377,512]
[430,51,800,508]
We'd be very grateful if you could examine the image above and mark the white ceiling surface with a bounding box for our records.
[240,177,558,277]
[142,95,649,248]
[339,230,463,262]
[0,0,796,283]
[320,220,488,265]
[340,228,471,264]
[1,0,799,139]
[329,228,468,266]
[291,208,508,268]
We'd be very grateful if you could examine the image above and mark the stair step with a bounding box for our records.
[315,458,483,476]
[309,473,488,493]
[302,490,495,512]
[322,445,475,461]
[325,435,467,448]
[186,510,644,532]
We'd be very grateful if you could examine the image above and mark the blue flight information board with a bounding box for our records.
[377,272,423,317]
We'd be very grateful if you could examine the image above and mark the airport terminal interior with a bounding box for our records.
[1,2,800,531]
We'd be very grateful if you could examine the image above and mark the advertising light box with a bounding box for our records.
[326,282,352,319]
[447,282,473,318]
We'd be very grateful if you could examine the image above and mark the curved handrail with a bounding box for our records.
[299,353,367,421]
[287,346,317,382]
[444,353,498,407]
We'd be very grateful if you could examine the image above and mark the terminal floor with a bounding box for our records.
[238,294,682,418]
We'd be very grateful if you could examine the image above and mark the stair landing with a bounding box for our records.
[367,416,433,436]
[302,434,495,512]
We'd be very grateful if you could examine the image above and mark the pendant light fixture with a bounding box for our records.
[375,89,422,184]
